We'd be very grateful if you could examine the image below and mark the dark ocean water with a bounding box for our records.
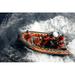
[0,13,57,62]
[0,13,75,62]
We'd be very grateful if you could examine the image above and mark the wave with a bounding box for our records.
[20,15,75,62]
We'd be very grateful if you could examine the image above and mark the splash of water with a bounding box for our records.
[67,39,75,56]
[20,15,75,35]
[20,15,75,62]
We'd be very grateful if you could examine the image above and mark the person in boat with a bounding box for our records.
[24,30,65,49]
[57,34,65,49]
[24,30,40,46]
[41,32,55,48]
[28,32,42,46]
[25,30,41,46]
[52,32,65,49]
[49,31,59,48]
[41,31,65,49]
[24,30,32,43]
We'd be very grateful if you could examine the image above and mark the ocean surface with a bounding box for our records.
[0,13,75,62]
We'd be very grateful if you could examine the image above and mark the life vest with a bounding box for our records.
[44,36,50,41]
[24,32,32,41]
[32,33,42,37]
[59,36,64,41]
[34,37,41,46]
[44,36,54,41]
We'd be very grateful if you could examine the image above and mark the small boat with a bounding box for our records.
[18,31,71,56]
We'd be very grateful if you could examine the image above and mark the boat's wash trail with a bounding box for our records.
[0,13,75,62]
[20,15,75,62]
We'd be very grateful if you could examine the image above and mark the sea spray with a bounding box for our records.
[67,39,75,56]
[0,14,74,62]
[20,15,75,62]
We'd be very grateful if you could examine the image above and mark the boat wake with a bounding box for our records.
[0,13,75,62]
[20,15,75,62]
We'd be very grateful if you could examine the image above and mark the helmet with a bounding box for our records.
[53,32,58,37]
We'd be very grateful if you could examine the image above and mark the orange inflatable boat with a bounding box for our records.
[18,31,71,56]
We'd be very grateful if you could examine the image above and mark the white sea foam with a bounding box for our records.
[67,39,75,56]
[20,15,75,62]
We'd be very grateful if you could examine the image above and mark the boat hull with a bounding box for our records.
[18,31,71,56]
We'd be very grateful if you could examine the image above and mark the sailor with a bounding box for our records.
[33,37,41,46]
[31,33,42,46]
[58,35,65,48]
[50,32,59,48]
[59,35,64,41]
[42,33,55,47]
[24,30,32,43]
[53,32,65,49]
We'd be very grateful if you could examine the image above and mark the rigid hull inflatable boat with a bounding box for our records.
[18,31,71,56]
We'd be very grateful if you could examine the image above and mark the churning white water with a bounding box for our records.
[20,15,75,62]
[67,39,75,56]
